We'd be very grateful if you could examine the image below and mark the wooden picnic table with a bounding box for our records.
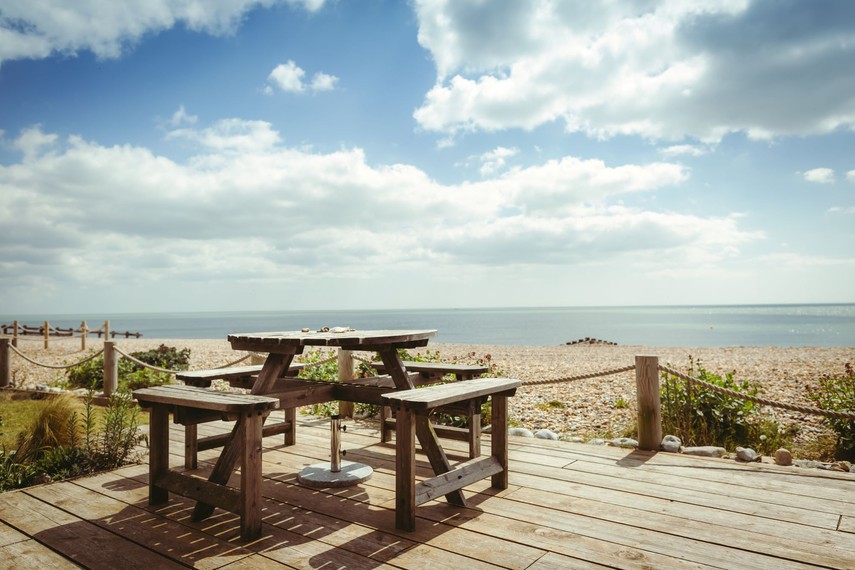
[137,329,518,536]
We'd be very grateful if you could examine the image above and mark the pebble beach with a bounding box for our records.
[6,337,853,448]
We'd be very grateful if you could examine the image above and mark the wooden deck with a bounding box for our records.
[1,412,853,569]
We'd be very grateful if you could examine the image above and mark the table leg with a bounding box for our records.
[378,349,466,507]
[148,405,169,505]
[184,424,198,470]
[193,353,292,521]
[241,410,266,540]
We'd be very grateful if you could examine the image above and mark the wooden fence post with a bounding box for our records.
[0,337,10,388]
[338,349,354,418]
[104,320,110,340]
[104,340,118,396]
[80,321,87,351]
[44,320,50,349]
[12,320,18,348]
[635,355,662,451]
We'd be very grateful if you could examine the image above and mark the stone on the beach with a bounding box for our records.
[566,436,585,443]
[35,384,49,391]
[608,437,638,449]
[850,464,855,474]
[534,429,559,440]
[509,427,534,438]
[587,438,606,446]
[661,435,682,453]
[829,461,852,472]
[774,448,793,466]
[682,446,727,458]
[735,447,760,462]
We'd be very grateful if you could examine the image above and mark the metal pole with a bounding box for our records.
[330,414,342,472]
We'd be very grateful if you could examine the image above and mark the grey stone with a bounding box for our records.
[35,384,49,391]
[682,446,727,458]
[608,437,638,449]
[735,447,760,462]
[566,436,585,443]
[297,460,373,488]
[509,427,534,438]
[587,438,606,446]
[661,434,682,453]
[534,429,559,440]
[829,461,852,472]
[774,448,793,466]
[850,465,855,474]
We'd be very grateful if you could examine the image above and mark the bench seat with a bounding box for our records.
[381,377,520,531]
[133,385,280,541]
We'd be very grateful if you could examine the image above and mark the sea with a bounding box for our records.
[3,305,855,348]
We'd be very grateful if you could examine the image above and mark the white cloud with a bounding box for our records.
[12,126,58,160]
[659,144,709,158]
[478,146,518,177]
[828,206,855,214]
[268,60,306,93]
[1,124,761,298]
[803,167,835,184]
[0,0,328,65]
[170,105,198,127]
[310,72,338,92]
[267,61,338,93]
[847,169,855,185]
[412,0,855,142]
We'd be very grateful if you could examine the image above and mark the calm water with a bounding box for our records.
[4,305,855,347]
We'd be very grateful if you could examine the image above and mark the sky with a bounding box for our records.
[1,0,854,315]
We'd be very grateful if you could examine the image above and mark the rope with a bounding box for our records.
[214,353,252,368]
[113,346,177,375]
[521,365,636,386]
[658,365,855,421]
[353,354,375,366]
[8,344,105,369]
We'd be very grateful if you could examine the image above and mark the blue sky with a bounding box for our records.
[1,0,854,315]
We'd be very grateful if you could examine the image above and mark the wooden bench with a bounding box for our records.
[133,385,280,541]
[372,361,489,456]
[175,362,307,389]
[381,377,520,531]
[176,362,308,468]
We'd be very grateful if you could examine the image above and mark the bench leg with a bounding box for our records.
[283,407,297,446]
[149,406,170,505]
[490,394,509,490]
[380,405,391,443]
[395,405,416,531]
[468,400,481,459]
[184,424,198,470]
[241,410,265,541]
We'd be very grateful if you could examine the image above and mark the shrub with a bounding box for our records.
[806,362,855,461]
[66,344,188,390]
[660,357,793,451]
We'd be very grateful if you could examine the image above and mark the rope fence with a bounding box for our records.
[658,364,855,421]
[2,342,852,443]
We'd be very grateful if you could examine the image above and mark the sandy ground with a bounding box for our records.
[5,336,853,446]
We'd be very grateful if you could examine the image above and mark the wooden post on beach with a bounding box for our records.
[12,320,18,348]
[104,320,110,340]
[104,340,118,396]
[0,337,10,388]
[44,320,50,349]
[635,355,662,451]
[80,321,87,350]
[337,349,355,418]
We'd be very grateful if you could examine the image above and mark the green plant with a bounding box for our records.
[806,362,855,460]
[130,345,190,372]
[0,391,144,492]
[614,396,630,409]
[66,345,187,391]
[660,357,789,451]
